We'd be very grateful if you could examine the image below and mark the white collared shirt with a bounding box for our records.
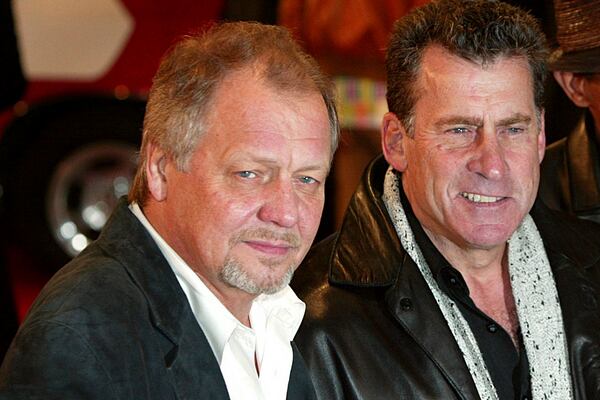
[130,203,306,400]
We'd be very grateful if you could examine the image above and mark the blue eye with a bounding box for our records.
[299,176,318,184]
[506,127,525,135]
[237,171,257,179]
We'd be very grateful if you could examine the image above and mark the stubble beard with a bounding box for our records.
[219,256,296,295]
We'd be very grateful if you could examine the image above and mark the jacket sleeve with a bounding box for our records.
[0,320,116,400]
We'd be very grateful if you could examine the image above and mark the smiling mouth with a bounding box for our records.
[459,192,504,203]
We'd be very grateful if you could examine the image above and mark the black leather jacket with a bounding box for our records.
[293,156,600,400]
[540,113,600,223]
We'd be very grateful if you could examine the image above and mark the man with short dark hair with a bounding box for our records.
[539,0,600,222]
[293,1,600,399]
[0,21,338,400]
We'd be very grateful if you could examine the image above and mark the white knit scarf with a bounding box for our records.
[382,167,573,400]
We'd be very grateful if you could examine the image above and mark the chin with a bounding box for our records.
[464,229,514,249]
[220,259,295,295]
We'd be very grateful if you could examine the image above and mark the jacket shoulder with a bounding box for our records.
[0,246,142,399]
[24,244,145,328]
[0,315,116,399]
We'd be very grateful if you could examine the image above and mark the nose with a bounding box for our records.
[466,133,508,181]
[257,180,300,228]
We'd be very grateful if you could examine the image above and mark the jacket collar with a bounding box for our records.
[329,156,405,286]
[567,112,600,213]
[95,199,232,398]
[96,198,191,344]
[330,155,600,286]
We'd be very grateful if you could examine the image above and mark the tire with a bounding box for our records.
[0,95,145,271]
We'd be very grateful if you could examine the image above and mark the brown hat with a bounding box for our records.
[548,0,600,73]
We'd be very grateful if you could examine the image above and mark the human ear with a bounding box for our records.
[381,112,409,171]
[553,71,590,108]
[145,142,169,201]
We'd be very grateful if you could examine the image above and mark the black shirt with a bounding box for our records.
[401,191,532,400]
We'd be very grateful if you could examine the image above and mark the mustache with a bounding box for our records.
[230,228,301,248]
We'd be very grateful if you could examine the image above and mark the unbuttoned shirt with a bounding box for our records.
[130,203,306,400]
[399,192,531,400]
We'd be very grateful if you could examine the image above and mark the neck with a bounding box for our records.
[219,293,255,327]
[424,228,520,347]
[423,228,506,277]
[467,254,520,348]
[196,274,257,327]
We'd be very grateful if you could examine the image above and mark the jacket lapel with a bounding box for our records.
[97,199,230,399]
[386,254,480,399]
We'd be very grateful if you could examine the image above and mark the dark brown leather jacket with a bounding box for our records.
[540,113,600,223]
[293,156,600,400]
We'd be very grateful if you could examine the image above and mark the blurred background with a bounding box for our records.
[0,0,579,359]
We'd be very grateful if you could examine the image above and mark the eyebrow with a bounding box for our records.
[496,114,532,126]
[435,113,532,129]
[237,156,329,173]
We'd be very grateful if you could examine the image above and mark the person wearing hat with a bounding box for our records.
[539,0,600,222]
